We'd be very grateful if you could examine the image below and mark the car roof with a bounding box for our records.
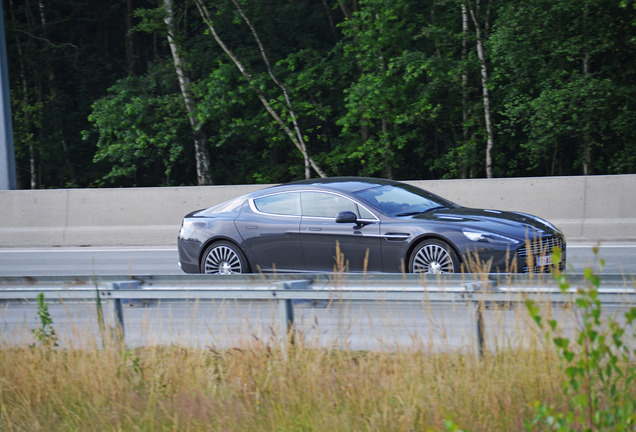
[255,177,402,196]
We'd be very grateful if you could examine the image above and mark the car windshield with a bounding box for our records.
[352,184,458,216]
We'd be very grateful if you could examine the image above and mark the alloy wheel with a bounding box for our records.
[411,242,456,274]
[204,245,243,274]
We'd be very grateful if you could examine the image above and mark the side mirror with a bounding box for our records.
[336,211,358,224]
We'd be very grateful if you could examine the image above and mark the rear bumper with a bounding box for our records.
[177,239,201,273]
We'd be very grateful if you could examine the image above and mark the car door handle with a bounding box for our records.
[306,227,322,231]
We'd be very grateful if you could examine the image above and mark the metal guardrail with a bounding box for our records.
[2,273,635,355]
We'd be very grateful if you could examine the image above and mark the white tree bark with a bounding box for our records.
[582,53,592,175]
[461,3,470,178]
[195,0,326,179]
[38,0,76,185]
[231,0,314,179]
[467,0,495,178]
[8,0,35,188]
[164,0,213,185]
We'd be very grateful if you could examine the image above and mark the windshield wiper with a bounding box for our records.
[422,206,449,213]
[396,211,425,217]
[396,206,449,217]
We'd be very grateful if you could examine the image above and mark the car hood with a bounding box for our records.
[411,207,562,239]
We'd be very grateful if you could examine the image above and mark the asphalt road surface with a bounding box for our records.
[0,243,635,276]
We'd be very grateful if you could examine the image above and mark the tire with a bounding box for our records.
[200,241,250,274]
[409,239,460,274]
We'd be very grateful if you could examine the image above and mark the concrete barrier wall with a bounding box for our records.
[1,175,635,247]
[410,175,636,243]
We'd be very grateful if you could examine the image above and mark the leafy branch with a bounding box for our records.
[194,0,326,179]
[525,247,636,431]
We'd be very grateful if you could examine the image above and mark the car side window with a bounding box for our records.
[301,192,366,218]
[253,192,300,216]
[357,205,375,219]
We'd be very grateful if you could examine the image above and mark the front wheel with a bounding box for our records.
[409,239,460,274]
[201,241,250,274]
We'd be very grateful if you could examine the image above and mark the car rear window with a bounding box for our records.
[253,192,300,216]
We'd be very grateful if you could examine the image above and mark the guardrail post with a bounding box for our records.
[106,285,124,341]
[279,292,294,346]
[277,280,310,350]
[466,281,495,358]
[106,281,140,341]
[473,300,485,358]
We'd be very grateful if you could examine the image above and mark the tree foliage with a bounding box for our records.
[5,0,636,188]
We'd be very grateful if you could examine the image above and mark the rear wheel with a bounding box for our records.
[409,239,460,274]
[201,241,250,274]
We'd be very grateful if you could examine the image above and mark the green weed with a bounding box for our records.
[30,292,58,348]
[525,247,636,431]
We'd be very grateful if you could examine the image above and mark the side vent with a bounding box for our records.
[383,233,410,241]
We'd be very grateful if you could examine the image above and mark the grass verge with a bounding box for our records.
[1,337,566,431]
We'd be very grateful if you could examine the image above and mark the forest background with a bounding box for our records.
[5,0,636,189]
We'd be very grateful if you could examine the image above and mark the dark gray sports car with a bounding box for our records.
[178,177,566,274]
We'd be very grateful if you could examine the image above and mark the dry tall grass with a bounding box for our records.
[1,320,569,432]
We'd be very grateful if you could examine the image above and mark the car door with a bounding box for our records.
[300,191,381,272]
[234,192,304,272]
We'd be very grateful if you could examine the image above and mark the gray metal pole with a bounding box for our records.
[0,3,17,190]
[107,282,134,343]
[473,300,485,358]
[277,280,310,350]
[466,282,488,358]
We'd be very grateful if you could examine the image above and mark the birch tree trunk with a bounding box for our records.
[194,0,326,179]
[8,0,33,188]
[125,0,137,76]
[38,0,76,185]
[461,3,470,179]
[163,0,213,185]
[380,117,393,179]
[467,0,495,178]
[231,0,312,179]
[582,53,592,175]
[581,1,592,175]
